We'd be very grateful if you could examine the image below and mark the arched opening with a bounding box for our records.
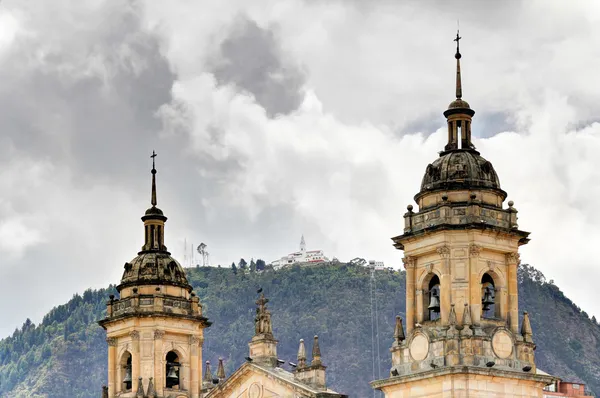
[481,273,498,319]
[426,275,441,321]
[165,351,181,390]
[120,351,132,392]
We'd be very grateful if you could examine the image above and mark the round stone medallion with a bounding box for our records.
[492,330,513,359]
[409,333,429,361]
[248,382,262,398]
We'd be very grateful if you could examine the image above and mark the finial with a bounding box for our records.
[150,151,157,207]
[136,377,144,397]
[393,316,405,344]
[217,357,226,381]
[203,360,213,382]
[311,335,322,366]
[521,311,533,343]
[297,338,307,368]
[453,30,462,99]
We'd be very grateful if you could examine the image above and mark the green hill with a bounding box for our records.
[0,263,598,397]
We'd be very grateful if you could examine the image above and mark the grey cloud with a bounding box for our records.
[208,15,306,117]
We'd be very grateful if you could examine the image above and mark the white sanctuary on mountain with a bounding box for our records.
[270,235,329,269]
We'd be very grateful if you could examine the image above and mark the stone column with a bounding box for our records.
[468,244,481,325]
[190,336,201,398]
[107,337,117,398]
[506,252,520,334]
[130,331,141,393]
[437,245,451,325]
[403,256,416,333]
[154,330,165,396]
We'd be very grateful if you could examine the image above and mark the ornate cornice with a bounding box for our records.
[129,330,140,340]
[189,336,201,346]
[106,337,117,347]
[154,330,165,340]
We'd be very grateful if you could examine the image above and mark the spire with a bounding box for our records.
[146,377,157,398]
[297,338,307,368]
[443,30,476,152]
[461,303,473,336]
[203,361,213,383]
[311,335,322,366]
[393,316,405,345]
[150,150,157,207]
[454,30,462,100]
[300,234,306,252]
[136,377,144,398]
[448,303,457,326]
[217,358,226,381]
[521,311,533,342]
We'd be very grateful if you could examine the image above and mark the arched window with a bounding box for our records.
[165,351,181,389]
[120,351,132,392]
[481,273,497,319]
[427,275,441,321]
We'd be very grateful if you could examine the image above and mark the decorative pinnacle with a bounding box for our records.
[311,335,322,366]
[454,30,462,99]
[150,151,157,207]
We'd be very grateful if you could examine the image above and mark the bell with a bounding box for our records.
[482,287,495,311]
[166,364,179,384]
[123,365,132,389]
[428,290,440,313]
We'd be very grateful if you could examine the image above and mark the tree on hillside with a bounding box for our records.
[250,259,256,272]
[231,262,237,275]
[238,258,247,270]
[256,259,266,271]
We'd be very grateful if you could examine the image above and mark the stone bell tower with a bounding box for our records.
[371,33,557,397]
[99,152,210,398]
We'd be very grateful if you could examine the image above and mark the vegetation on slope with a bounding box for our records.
[0,263,598,397]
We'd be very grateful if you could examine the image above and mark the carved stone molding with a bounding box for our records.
[426,263,434,274]
[106,337,117,347]
[506,252,520,265]
[436,245,450,258]
[469,244,481,258]
[189,336,201,346]
[154,330,165,340]
[129,330,140,340]
[402,256,416,269]
[487,260,496,272]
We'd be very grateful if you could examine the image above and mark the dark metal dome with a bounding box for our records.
[417,149,505,199]
[447,98,471,110]
[117,251,191,292]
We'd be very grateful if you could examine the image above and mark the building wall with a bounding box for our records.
[380,373,549,398]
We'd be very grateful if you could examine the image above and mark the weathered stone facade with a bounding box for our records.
[371,33,557,397]
[99,156,210,398]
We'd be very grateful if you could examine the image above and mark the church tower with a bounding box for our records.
[372,34,556,397]
[99,153,210,398]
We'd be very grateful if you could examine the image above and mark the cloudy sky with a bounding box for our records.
[0,0,600,338]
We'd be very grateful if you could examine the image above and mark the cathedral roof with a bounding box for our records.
[117,251,191,291]
[116,151,192,292]
[417,149,505,200]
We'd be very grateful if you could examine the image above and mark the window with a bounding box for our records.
[427,275,441,321]
[120,351,132,392]
[165,351,181,389]
[481,273,497,318]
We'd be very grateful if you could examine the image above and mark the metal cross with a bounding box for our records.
[454,30,461,53]
[151,150,157,169]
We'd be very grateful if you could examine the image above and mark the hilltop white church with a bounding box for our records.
[270,235,329,269]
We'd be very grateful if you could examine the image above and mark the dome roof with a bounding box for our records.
[145,206,164,216]
[448,98,471,109]
[417,150,504,199]
[118,251,191,291]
